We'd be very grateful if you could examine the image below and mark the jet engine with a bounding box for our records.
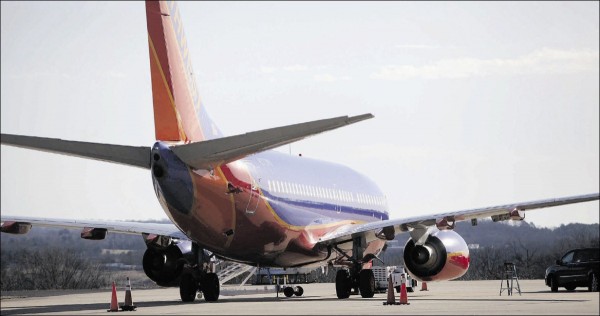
[403,229,470,282]
[142,241,193,287]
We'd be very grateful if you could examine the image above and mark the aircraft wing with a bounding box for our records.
[0,215,187,240]
[316,192,600,246]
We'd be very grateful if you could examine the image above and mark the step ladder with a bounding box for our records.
[217,262,256,285]
[499,262,521,296]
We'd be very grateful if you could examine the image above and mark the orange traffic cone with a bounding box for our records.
[383,277,397,305]
[420,281,428,291]
[398,279,410,305]
[107,281,119,312]
[120,277,137,311]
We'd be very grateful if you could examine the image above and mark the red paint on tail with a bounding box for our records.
[146,1,216,142]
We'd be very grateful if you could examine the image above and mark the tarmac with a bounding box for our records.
[1,280,598,315]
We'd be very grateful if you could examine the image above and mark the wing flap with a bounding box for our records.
[1,134,151,169]
[170,114,373,169]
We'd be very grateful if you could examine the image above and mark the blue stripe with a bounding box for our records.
[262,189,388,227]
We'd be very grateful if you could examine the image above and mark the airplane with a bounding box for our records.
[1,0,598,303]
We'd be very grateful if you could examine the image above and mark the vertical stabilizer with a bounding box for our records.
[145,1,221,142]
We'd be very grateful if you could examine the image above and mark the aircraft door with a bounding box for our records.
[245,178,261,215]
[243,161,261,215]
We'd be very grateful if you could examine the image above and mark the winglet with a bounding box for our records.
[170,113,374,170]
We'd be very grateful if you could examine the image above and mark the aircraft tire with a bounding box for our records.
[283,286,295,297]
[294,285,304,296]
[336,270,351,299]
[179,273,198,302]
[202,273,220,302]
[358,269,375,298]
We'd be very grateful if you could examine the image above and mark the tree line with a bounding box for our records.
[1,248,112,291]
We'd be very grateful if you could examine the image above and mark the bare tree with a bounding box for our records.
[1,248,112,291]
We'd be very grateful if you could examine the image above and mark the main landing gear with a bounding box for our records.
[335,267,376,299]
[179,244,220,302]
[334,237,377,299]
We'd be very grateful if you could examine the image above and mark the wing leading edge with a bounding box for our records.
[317,192,600,246]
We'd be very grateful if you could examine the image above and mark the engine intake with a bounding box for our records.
[403,229,469,282]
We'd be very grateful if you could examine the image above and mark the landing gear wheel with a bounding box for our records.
[180,273,198,302]
[336,269,351,299]
[550,276,558,292]
[202,273,220,302]
[294,286,304,296]
[359,269,375,298]
[283,286,295,297]
[589,273,598,292]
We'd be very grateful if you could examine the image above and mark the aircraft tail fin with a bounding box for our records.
[145,1,221,142]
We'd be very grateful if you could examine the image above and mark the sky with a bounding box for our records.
[1,1,598,229]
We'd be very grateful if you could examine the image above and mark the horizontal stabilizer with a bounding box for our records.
[1,134,151,169]
[171,114,374,169]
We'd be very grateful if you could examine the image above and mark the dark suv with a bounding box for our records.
[545,248,599,292]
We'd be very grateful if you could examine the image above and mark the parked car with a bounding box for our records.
[545,247,599,292]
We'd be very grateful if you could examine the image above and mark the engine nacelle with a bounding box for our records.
[403,229,470,282]
[142,241,193,287]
